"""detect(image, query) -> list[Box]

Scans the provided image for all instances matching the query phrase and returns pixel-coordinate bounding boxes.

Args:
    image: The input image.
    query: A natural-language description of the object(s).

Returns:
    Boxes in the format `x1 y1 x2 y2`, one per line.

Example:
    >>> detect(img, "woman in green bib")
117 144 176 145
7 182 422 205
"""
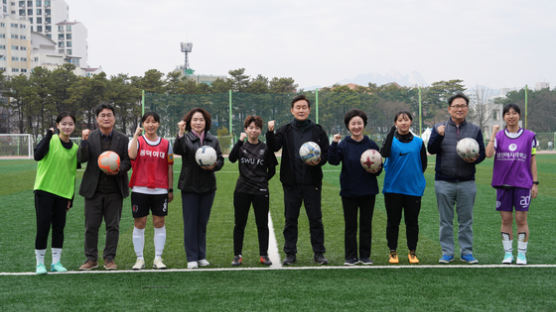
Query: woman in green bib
33 112 79 275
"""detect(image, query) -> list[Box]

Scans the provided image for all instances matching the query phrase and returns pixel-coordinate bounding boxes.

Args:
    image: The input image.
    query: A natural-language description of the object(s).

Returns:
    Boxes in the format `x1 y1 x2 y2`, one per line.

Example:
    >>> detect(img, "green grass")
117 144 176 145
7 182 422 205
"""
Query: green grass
1 155 556 311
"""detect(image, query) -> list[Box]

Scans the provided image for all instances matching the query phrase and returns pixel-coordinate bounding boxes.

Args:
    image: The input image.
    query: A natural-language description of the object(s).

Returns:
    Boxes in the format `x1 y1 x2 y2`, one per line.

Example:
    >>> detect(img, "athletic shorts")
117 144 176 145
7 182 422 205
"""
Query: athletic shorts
131 192 168 218
495 187 531 212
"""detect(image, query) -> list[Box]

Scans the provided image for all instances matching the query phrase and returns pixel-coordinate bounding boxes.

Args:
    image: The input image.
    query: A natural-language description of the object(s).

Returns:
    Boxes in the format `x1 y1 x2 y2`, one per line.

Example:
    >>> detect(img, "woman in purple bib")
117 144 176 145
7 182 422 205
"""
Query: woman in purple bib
486 103 538 265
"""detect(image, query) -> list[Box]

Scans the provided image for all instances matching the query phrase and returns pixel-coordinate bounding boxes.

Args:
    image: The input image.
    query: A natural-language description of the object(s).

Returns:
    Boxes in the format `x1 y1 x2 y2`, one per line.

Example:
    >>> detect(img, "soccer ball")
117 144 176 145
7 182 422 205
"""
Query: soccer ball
360 149 382 172
456 137 480 160
299 141 321 163
98 151 120 174
195 145 217 167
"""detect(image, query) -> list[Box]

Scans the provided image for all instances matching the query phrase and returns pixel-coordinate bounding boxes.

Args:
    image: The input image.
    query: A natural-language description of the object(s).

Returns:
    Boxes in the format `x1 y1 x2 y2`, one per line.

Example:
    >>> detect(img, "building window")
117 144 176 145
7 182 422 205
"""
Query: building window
0 45 5 49
0 34 4 38
46 34 50 39
36 17 41 23
18 0 23 6
0 22 4 27
11 34 18 39
45 17 50 23
12 56 19 61
66 33 71 39
58 41 63 47
20 24 25 28
492 110 499 121
45 25 50 31
36 8 41 14
33 57 38 62
21 57 27 61
67 49 72 55
37 25 42 31
12 68 19 72
45 8 50 15
44 0 49 5
21 68 27 72
0 55 5 60
19 9 25 15
35 0 41 6
66 41 72 47
27 8 31 14
66 24 71 31
29 18 32 24
11 23 18 28
27 0 31 5
21 46 26 50
20 35 26 39
11 45 19 50
58 33 63 39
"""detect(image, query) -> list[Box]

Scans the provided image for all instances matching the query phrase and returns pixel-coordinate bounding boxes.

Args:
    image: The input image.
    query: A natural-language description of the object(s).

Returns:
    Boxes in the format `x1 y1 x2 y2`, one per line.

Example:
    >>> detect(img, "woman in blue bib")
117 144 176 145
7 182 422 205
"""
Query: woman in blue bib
380 111 427 264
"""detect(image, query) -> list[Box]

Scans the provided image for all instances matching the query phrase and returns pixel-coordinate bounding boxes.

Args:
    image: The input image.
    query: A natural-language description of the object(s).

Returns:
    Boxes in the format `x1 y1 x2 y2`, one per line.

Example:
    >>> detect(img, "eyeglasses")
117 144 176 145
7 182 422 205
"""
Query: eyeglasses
450 105 468 109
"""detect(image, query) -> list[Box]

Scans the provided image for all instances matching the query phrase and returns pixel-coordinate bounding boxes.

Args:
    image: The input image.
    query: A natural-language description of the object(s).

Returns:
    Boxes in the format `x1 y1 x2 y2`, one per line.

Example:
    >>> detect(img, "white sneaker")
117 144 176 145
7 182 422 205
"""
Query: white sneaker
502 252 513 264
187 261 198 269
198 259 210 267
153 257 167 269
516 252 527 265
132 258 145 270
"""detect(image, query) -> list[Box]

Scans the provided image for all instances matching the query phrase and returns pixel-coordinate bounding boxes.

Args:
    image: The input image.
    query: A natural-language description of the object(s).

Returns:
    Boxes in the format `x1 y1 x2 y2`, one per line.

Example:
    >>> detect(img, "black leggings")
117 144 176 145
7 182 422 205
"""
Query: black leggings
233 192 269 256
341 195 375 260
384 193 421 251
35 190 68 250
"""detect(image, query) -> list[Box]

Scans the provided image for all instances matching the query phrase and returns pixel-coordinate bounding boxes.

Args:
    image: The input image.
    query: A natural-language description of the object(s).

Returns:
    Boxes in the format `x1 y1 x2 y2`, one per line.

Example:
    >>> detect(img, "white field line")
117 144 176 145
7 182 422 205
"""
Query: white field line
3 264 556 276
267 211 282 268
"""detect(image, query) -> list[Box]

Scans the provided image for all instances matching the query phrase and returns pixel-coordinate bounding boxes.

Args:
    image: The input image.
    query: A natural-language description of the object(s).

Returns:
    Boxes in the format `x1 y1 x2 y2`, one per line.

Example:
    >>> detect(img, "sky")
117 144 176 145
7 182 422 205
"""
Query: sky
66 0 556 90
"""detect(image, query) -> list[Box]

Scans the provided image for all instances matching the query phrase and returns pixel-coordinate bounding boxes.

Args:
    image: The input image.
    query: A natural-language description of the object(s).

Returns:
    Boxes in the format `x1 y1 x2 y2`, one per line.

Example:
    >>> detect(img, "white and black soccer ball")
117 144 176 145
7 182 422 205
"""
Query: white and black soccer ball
360 149 382 172
195 145 217 167
456 137 480 160
299 141 321 163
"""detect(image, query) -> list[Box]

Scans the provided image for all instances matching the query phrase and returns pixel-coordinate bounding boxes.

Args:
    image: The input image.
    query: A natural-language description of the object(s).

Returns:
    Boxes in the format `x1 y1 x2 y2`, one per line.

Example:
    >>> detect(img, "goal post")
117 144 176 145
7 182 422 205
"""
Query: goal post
0 134 33 158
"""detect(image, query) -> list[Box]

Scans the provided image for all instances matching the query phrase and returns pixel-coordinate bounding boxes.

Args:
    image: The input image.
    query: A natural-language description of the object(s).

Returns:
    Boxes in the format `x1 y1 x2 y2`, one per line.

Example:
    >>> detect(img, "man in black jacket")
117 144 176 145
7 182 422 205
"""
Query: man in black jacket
266 95 329 265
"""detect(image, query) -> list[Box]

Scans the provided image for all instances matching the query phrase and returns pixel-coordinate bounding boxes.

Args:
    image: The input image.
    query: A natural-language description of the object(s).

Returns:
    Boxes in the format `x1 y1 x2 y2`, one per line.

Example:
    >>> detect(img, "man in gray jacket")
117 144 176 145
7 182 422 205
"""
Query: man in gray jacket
427 93 485 264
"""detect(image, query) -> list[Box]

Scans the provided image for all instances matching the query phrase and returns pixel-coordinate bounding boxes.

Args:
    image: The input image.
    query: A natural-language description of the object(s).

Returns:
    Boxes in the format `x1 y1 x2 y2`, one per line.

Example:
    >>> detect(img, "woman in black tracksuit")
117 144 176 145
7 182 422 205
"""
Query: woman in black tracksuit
228 115 278 266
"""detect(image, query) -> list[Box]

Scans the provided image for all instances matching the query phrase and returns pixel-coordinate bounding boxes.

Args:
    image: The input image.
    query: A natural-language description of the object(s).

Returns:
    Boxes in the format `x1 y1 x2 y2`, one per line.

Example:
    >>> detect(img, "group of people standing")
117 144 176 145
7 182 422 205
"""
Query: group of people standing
32 92 538 274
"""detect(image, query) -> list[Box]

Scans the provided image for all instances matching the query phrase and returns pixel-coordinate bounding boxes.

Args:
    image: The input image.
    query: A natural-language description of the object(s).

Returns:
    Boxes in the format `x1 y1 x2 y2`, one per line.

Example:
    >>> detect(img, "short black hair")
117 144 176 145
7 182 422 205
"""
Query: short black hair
394 111 413 122
344 109 367 129
448 93 469 106
503 103 521 116
141 111 160 123
56 111 76 124
95 104 115 117
183 107 212 132
291 94 311 108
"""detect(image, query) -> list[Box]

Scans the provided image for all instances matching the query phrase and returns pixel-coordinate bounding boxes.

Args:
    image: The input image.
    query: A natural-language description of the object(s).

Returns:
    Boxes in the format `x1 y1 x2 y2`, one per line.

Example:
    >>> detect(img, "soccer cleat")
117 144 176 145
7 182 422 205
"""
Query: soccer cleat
314 253 328 265
408 252 420 264
198 259 210 267
283 254 296 265
153 257 167 270
516 252 527 265
36 263 47 275
187 261 198 269
502 252 514 264
50 262 67 272
132 258 145 270
344 258 359 266
79 260 99 271
232 255 243 266
438 254 454 264
388 251 399 264
461 254 479 264
260 256 272 266
359 257 373 265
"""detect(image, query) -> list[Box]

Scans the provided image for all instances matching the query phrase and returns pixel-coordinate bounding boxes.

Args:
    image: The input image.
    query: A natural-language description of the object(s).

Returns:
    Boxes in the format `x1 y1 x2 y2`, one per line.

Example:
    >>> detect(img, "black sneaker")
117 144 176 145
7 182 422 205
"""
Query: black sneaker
359 257 373 265
231 255 242 266
283 254 296 265
260 256 272 266
344 258 359 266
314 253 328 265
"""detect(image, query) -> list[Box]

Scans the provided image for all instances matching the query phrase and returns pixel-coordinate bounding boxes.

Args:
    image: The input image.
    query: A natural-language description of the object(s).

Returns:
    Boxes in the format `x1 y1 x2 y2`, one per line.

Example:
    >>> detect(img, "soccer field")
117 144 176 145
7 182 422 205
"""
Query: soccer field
1 155 556 310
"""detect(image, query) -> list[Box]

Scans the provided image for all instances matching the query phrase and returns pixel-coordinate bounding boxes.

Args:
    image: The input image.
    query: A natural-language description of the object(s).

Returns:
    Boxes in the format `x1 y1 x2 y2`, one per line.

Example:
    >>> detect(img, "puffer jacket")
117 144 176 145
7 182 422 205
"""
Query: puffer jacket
174 131 224 193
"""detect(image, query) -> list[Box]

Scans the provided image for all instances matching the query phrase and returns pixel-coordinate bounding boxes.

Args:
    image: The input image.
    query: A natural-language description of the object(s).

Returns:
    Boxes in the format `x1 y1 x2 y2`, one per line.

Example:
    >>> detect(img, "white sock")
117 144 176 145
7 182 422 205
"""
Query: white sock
133 227 145 259
518 232 528 254
35 249 46 266
154 226 166 258
51 248 62 264
501 232 513 253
